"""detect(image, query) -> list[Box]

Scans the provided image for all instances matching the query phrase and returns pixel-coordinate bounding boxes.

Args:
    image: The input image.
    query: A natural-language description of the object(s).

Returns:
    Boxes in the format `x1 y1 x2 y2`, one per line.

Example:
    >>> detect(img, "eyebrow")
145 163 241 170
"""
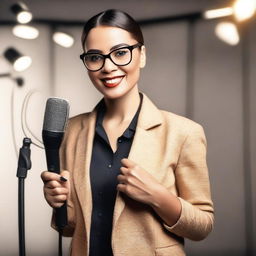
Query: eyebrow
86 43 130 54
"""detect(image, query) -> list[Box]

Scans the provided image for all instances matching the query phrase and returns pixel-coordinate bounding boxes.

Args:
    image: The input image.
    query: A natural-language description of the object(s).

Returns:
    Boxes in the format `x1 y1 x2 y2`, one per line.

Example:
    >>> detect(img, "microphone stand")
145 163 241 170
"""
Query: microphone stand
16 138 32 256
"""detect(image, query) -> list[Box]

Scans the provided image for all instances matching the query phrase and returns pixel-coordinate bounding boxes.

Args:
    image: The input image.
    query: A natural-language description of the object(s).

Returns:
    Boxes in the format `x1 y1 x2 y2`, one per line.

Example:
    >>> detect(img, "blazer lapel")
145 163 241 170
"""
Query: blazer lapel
112 93 163 229
73 110 96 248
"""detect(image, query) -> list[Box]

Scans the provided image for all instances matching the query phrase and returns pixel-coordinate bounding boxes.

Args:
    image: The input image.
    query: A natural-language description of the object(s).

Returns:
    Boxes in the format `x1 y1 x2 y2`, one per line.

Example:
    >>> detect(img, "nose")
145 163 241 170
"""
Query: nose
101 57 117 73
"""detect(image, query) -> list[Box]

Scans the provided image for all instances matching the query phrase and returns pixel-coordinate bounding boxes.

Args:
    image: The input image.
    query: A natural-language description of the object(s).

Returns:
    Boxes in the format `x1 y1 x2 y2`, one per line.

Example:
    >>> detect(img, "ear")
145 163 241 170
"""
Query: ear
139 45 146 68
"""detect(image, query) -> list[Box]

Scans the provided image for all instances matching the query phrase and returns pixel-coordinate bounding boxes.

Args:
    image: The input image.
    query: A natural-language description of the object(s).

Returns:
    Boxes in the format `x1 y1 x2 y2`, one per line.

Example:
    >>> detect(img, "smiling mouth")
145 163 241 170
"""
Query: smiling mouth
101 76 125 88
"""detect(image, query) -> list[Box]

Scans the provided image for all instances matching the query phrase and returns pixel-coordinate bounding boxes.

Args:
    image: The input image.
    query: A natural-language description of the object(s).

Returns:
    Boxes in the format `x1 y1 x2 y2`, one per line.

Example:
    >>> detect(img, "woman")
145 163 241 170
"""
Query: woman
41 9 214 256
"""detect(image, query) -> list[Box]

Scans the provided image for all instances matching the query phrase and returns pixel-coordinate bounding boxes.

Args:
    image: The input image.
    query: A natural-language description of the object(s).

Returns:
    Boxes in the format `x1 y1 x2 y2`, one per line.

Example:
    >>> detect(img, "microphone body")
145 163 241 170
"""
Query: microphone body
42 98 69 229
42 131 63 173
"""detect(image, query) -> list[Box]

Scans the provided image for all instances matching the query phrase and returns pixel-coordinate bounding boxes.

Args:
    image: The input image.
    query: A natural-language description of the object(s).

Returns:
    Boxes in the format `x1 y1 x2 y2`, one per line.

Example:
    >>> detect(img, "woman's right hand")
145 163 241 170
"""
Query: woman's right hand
41 170 70 208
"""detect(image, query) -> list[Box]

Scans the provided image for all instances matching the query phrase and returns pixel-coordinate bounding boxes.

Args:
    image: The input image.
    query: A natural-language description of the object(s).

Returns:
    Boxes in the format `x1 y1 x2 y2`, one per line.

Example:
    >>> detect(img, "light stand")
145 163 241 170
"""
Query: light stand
16 138 32 256
0 72 24 86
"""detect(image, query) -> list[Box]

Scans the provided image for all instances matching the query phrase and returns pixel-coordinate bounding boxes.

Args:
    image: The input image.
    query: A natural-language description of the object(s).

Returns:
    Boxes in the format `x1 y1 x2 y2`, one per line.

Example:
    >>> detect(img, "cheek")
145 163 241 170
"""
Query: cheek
125 62 141 83
88 71 100 86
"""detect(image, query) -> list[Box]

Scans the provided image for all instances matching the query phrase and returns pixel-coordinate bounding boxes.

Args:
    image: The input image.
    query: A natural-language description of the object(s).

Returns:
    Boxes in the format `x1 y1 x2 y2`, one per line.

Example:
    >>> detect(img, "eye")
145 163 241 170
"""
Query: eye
114 49 129 57
85 54 103 62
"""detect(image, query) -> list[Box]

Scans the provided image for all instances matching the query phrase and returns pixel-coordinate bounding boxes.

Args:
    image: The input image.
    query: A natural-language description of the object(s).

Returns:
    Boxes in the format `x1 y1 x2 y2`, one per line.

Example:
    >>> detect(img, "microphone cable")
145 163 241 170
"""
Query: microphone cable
21 89 44 149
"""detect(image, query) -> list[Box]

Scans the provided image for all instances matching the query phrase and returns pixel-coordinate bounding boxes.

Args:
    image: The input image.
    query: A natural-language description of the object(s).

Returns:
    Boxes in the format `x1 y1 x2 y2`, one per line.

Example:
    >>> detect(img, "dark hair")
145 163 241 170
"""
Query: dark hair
81 9 144 49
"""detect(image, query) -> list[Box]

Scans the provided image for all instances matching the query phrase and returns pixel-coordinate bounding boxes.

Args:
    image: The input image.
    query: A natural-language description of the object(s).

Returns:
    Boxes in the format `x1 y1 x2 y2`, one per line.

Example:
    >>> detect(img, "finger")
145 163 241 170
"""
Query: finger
49 195 66 208
52 194 67 203
46 186 69 196
45 180 62 189
117 183 126 192
121 158 136 168
60 170 70 181
45 192 67 205
60 170 70 191
41 171 63 183
120 166 129 174
117 174 126 184
52 202 65 208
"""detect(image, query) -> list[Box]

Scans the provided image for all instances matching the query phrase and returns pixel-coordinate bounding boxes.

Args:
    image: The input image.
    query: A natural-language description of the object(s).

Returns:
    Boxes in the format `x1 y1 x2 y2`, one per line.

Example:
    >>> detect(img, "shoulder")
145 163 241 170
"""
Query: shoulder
159 110 207 148
139 93 204 137
63 112 92 140
161 110 203 131
68 112 91 128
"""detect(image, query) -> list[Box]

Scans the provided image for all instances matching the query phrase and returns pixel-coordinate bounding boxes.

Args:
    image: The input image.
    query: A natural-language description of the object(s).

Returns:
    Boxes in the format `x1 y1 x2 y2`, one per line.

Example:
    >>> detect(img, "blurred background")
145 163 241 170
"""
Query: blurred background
0 0 255 255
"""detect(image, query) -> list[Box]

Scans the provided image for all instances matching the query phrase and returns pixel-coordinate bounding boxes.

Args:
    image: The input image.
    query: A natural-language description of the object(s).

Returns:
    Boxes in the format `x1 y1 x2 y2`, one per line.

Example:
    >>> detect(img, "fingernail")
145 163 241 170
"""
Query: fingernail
60 176 67 182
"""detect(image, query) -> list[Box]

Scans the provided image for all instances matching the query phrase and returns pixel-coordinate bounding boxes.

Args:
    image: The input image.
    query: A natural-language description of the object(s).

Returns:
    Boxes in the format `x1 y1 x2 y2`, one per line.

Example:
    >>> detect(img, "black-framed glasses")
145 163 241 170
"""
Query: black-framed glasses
79 43 142 72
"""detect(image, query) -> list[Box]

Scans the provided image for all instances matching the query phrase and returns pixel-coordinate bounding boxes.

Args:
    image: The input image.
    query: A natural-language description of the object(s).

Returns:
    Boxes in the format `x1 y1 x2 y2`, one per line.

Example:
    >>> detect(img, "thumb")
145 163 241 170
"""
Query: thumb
60 170 70 180
60 170 70 191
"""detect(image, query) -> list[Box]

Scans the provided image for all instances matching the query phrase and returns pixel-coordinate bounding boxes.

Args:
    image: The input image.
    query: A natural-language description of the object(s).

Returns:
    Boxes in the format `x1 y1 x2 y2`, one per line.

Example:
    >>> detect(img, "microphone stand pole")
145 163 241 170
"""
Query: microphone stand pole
16 138 32 256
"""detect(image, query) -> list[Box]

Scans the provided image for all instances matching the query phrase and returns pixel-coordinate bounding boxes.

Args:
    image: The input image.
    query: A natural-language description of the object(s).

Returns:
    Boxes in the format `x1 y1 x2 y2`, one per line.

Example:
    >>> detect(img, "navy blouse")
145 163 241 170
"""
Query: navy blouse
89 94 143 256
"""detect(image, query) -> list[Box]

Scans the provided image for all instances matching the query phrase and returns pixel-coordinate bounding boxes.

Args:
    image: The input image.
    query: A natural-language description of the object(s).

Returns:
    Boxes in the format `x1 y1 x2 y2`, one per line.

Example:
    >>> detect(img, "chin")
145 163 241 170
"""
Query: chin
101 90 128 100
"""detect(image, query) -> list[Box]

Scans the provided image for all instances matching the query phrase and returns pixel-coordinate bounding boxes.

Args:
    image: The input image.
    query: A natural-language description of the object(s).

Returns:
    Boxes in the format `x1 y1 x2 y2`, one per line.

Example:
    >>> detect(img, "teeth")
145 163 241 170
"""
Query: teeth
104 77 122 84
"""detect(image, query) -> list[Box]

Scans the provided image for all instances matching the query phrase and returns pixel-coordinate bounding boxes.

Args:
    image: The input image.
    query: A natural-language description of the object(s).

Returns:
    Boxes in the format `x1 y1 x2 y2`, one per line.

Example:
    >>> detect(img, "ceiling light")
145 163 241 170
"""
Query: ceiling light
4 47 32 72
12 25 39 39
215 22 240 45
233 0 256 21
203 7 233 19
53 32 74 48
10 2 33 24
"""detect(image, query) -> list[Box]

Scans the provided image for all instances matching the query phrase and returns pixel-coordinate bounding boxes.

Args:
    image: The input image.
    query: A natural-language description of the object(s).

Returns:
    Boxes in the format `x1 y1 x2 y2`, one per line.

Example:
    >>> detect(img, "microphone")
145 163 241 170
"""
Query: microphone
42 97 69 229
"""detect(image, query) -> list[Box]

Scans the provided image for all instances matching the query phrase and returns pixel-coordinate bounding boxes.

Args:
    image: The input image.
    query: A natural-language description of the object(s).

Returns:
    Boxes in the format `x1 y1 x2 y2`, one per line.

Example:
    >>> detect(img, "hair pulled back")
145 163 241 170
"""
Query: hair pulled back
81 9 144 50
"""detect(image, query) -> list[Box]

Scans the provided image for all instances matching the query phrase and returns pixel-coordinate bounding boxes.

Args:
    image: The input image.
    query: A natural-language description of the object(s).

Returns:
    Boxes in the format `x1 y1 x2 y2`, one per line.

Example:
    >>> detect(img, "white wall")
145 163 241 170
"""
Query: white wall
53 26 102 117
0 25 64 255
0 18 255 256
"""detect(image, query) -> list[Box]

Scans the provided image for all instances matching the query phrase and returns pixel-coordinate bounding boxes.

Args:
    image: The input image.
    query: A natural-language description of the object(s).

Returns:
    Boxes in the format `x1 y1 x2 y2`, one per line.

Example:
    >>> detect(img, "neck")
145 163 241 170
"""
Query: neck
103 85 140 123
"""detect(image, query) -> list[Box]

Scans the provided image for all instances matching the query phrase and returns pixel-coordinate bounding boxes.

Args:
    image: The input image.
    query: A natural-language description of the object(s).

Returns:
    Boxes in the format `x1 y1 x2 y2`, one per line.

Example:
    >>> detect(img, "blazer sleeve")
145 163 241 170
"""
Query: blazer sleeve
163 123 214 241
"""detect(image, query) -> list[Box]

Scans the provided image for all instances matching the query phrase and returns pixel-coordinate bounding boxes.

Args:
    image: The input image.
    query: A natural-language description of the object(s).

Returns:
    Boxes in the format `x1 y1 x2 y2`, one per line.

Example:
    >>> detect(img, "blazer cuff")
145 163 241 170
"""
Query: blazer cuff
162 197 214 241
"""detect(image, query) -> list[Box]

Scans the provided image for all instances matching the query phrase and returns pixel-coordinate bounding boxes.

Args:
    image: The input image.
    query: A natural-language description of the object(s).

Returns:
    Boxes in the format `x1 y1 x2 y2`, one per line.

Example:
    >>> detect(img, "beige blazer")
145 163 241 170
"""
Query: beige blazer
56 93 214 256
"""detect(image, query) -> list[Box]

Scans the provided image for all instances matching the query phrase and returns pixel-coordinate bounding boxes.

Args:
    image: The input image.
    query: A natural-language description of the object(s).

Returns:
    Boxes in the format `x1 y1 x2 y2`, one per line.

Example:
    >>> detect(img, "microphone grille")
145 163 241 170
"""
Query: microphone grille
43 98 69 132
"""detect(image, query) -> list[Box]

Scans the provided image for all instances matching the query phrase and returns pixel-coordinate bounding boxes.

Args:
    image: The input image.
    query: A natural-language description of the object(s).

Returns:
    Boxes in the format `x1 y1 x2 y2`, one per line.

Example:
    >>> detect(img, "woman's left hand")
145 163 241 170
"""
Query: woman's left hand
117 158 164 206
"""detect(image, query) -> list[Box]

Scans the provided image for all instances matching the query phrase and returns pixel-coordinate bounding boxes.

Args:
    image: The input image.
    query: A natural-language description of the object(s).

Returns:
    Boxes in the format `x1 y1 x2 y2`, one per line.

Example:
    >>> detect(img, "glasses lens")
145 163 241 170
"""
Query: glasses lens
83 54 104 71
110 48 131 66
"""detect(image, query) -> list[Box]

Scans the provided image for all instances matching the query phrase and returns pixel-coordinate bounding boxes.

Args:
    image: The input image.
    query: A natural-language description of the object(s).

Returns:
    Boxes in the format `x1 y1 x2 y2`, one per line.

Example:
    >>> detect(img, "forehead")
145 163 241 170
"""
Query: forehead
85 26 136 51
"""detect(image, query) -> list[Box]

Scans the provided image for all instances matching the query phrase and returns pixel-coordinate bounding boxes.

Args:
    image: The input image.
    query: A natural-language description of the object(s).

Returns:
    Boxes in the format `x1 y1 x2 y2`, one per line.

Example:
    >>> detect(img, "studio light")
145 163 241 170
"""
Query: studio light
10 2 33 24
215 22 240 46
12 25 39 39
203 7 233 19
233 0 256 21
4 48 32 72
52 32 74 48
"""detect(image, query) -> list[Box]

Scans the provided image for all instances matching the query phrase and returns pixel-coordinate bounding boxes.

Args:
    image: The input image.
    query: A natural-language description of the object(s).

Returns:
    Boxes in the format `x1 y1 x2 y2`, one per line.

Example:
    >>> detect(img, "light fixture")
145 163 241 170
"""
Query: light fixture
12 25 39 39
233 0 256 21
4 47 32 72
203 7 233 19
10 2 33 24
52 32 74 48
215 22 240 45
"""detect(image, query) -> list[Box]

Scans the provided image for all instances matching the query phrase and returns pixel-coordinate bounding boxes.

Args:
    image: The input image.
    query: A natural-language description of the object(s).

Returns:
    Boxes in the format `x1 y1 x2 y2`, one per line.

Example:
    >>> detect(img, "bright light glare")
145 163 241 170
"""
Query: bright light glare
203 7 233 19
215 22 240 46
53 32 74 48
12 25 39 39
234 0 256 21
14 56 32 71
17 11 32 24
